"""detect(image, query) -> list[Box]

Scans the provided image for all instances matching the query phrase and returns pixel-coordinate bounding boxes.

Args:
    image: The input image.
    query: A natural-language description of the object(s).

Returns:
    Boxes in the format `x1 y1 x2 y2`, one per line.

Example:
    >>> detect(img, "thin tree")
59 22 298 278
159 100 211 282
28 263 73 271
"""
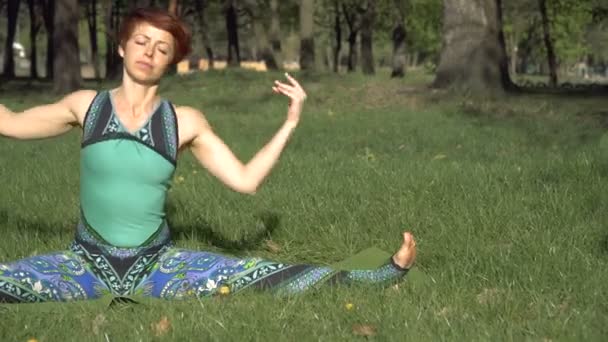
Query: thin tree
104 0 121 80
299 0 315 71
390 0 407 78
332 0 342 73
85 0 100 79
224 0 241 67
27 0 41 79
342 2 360 72
41 0 55 79
3 0 21 78
432 0 515 94
538 0 558 87
243 0 279 70
269 0 282 68
359 0 375 75
53 0 82 93
194 0 215 69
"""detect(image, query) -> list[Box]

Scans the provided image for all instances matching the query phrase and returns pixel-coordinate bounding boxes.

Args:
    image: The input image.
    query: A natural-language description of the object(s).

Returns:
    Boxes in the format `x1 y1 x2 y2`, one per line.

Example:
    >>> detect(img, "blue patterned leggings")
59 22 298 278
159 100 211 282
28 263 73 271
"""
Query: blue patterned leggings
0 223 407 303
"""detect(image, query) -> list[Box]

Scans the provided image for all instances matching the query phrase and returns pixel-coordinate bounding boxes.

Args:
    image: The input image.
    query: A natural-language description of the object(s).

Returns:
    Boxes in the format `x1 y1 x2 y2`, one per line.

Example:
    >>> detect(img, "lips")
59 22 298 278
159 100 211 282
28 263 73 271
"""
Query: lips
135 61 153 70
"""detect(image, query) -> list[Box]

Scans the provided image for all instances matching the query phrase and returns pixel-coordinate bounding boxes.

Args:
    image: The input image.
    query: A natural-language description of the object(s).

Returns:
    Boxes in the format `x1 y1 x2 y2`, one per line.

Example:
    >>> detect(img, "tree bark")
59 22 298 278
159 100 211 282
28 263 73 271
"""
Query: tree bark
3 0 21 78
42 0 55 79
224 0 241 67
53 0 82 93
538 0 557 87
342 3 359 72
299 0 315 71
360 0 375 75
432 0 515 95
86 0 100 79
194 0 214 69
27 0 40 79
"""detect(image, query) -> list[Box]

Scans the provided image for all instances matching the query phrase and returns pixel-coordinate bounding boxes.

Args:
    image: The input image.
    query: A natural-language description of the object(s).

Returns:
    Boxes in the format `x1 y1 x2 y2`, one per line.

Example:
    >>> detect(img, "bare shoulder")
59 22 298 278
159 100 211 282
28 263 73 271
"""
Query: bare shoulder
174 105 212 147
61 89 99 123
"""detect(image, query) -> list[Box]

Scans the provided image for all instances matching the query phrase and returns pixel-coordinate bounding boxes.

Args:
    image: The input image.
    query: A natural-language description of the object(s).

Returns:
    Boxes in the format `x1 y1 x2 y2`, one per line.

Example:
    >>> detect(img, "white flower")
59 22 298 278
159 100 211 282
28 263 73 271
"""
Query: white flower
205 279 217 290
33 281 43 293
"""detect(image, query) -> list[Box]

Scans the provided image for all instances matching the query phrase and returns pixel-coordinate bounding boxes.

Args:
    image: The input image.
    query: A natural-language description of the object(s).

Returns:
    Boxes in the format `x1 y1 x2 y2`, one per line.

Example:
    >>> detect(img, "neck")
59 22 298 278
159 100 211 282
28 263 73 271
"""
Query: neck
114 72 161 117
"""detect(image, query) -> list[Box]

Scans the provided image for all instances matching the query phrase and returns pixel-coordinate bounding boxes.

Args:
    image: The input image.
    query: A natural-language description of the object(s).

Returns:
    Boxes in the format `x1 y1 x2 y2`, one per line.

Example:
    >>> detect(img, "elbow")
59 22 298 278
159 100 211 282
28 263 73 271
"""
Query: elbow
237 185 258 195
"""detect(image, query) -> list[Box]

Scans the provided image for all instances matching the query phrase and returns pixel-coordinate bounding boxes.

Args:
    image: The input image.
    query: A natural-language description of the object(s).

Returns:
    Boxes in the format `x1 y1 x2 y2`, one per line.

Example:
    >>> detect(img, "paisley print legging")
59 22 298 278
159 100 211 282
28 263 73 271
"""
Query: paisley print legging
0 223 408 303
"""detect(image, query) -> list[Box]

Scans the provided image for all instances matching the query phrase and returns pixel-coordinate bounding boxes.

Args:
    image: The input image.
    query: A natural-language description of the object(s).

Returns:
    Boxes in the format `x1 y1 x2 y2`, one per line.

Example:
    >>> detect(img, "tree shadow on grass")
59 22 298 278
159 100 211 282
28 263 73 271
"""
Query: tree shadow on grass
0 207 282 256
168 210 281 255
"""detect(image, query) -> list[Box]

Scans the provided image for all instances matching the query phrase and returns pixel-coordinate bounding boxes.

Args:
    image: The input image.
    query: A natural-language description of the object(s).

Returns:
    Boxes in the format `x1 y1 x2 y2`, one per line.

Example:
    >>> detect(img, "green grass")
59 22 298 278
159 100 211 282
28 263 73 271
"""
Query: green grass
1 69 607 341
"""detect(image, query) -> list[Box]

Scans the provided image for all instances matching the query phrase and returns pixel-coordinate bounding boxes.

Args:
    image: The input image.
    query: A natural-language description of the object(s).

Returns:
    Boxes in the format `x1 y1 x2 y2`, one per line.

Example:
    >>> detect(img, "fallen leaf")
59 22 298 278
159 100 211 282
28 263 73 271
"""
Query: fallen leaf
352 324 376 337
432 153 447 160
477 288 501 305
265 240 282 253
92 313 107 336
151 316 171 337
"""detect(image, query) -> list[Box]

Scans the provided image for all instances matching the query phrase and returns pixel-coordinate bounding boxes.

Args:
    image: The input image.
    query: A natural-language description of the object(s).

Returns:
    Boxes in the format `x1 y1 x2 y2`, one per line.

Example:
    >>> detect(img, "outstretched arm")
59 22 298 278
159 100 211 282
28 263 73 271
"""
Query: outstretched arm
181 73 307 194
0 90 95 140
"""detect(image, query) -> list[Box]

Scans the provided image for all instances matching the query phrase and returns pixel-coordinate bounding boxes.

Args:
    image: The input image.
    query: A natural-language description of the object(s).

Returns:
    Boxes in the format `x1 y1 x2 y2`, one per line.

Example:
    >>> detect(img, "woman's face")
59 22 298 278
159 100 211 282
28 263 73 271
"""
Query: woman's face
119 22 176 84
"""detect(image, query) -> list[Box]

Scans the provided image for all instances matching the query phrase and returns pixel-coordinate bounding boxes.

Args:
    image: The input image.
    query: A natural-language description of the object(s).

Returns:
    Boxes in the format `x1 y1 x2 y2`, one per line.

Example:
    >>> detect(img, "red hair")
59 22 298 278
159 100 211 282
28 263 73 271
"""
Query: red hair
118 7 191 64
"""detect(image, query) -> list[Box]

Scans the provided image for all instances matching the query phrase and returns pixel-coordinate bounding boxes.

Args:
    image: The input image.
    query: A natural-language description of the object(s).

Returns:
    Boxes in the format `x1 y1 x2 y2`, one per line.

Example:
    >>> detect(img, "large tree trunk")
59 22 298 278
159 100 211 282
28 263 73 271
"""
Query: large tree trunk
104 0 121 80
243 0 279 70
42 0 55 79
360 0 375 75
86 0 100 79
538 0 557 87
433 0 514 94
342 3 359 72
299 0 315 71
332 0 341 73
27 0 40 79
269 0 282 69
194 0 214 69
224 0 241 67
53 0 82 93
3 0 21 78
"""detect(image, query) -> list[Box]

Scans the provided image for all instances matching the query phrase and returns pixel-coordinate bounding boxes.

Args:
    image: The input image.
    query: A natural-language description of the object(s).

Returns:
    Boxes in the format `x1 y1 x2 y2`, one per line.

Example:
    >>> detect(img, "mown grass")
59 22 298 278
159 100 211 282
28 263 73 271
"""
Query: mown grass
0 68 607 341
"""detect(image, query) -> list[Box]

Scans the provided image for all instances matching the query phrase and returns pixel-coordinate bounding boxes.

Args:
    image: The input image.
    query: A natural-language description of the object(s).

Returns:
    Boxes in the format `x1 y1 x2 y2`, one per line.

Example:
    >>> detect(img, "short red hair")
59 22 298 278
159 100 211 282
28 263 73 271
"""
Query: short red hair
118 7 192 64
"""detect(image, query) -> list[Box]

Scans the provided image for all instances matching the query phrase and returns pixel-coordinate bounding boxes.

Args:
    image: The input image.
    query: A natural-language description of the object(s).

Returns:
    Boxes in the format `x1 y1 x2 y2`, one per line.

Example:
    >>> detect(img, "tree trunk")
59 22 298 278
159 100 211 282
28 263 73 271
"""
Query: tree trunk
3 0 21 78
432 0 515 95
42 0 55 79
104 0 121 80
299 0 315 71
168 0 178 16
538 0 557 87
27 0 40 79
360 0 375 75
332 0 341 73
243 0 278 70
347 31 357 72
225 0 240 67
269 0 282 68
53 0 82 93
86 0 100 79
194 0 214 69
391 22 407 78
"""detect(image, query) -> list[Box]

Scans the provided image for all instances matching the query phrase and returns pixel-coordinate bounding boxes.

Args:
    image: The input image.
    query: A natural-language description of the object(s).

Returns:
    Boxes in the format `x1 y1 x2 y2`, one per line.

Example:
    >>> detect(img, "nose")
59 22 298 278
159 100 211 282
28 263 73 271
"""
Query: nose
144 44 154 57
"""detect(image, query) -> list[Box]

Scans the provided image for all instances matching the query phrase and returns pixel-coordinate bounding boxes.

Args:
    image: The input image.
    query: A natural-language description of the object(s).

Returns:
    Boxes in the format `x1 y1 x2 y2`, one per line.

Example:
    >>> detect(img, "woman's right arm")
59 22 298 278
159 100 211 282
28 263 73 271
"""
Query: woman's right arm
0 90 96 140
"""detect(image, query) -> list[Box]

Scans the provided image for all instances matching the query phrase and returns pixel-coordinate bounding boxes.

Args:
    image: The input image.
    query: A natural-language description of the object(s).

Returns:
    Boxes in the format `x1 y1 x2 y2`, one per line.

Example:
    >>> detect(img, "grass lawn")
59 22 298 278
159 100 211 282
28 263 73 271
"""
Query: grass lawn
0 69 607 341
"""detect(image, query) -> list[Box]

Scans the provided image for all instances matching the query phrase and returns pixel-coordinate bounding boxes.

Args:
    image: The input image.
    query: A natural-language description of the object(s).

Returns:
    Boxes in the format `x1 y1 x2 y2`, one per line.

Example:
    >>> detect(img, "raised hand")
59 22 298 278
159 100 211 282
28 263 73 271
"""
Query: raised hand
272 73 307 125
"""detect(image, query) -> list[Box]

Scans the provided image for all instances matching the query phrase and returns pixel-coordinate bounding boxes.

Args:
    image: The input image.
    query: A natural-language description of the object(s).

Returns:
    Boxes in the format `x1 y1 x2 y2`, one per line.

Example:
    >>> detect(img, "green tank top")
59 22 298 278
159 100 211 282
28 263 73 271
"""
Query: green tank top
79 90 179 247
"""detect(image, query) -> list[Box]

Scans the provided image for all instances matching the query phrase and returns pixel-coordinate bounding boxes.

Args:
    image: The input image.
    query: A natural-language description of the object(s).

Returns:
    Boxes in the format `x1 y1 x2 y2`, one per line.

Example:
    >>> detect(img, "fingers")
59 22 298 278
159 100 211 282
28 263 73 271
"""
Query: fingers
284 73 304 91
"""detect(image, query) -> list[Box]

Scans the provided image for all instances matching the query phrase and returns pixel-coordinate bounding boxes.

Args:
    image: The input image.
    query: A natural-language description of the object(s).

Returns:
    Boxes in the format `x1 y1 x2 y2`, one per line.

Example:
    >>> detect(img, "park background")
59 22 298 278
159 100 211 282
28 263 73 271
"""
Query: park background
1 0 608 341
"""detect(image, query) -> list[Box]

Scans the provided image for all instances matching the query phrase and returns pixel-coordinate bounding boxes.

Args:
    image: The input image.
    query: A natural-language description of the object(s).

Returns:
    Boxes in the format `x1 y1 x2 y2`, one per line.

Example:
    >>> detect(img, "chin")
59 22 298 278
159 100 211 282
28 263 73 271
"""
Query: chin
125 68 163 85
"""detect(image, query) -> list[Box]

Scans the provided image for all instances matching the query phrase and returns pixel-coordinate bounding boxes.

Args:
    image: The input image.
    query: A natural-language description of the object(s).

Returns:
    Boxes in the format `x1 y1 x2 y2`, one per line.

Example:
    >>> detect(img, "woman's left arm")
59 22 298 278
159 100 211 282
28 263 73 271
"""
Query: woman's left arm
182 74 307 194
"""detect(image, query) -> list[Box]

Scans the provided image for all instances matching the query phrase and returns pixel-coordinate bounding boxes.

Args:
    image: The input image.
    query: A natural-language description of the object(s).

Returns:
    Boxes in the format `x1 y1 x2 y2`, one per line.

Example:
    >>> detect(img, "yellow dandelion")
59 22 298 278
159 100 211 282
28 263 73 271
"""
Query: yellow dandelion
27 339 39 342
345 303 355 311
218 285 231 295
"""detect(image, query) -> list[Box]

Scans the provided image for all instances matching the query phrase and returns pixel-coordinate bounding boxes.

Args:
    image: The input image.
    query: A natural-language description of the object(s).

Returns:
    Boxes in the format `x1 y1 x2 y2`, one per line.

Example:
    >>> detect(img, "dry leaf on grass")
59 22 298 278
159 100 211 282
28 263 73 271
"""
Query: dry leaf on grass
352 324 377 337
92 313 107 336
151 316 171 337
265 240 282 253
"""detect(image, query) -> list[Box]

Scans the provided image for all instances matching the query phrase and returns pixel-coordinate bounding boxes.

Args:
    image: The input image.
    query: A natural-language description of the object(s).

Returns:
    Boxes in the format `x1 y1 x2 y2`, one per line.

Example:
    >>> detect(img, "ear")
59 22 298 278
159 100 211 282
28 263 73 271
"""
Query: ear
118 44 125 58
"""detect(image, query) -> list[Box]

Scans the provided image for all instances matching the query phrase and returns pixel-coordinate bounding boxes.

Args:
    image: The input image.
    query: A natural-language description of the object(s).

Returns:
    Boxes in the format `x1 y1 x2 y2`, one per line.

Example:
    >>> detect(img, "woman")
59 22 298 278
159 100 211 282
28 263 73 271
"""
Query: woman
0 8 416 303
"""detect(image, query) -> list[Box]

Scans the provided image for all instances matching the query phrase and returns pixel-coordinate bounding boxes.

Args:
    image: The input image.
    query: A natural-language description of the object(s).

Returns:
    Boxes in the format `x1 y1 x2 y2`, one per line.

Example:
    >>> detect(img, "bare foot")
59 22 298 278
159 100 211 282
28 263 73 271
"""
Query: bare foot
392 232 416 269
